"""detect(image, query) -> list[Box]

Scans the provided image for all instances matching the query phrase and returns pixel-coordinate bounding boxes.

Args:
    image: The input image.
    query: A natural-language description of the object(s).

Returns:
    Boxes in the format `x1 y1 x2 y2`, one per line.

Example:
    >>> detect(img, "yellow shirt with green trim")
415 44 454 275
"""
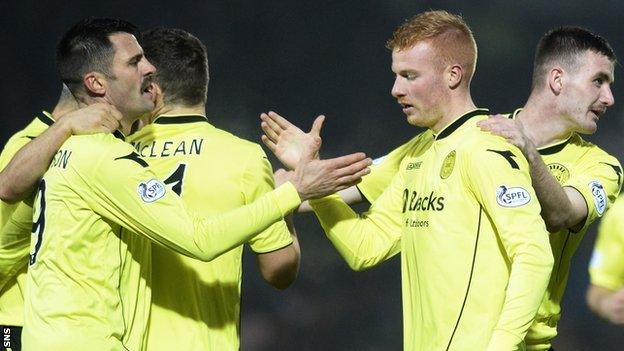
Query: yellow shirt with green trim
589 195 624 290
504 110 623 351
0 112 53 327
310 109 553 351
126 114 293 351
22 130 300 351
357 130 433 203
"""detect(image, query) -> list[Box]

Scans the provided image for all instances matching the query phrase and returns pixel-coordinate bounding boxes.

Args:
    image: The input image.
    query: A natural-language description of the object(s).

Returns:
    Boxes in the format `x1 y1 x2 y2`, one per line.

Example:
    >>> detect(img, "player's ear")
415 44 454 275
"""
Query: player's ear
151 82 164 108
446 64 463 90
548 67 564 95
83 71 107 96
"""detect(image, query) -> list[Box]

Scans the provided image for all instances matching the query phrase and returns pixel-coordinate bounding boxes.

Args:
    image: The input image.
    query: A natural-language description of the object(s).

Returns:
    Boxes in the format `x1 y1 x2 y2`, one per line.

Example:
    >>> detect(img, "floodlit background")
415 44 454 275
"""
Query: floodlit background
2 1 623 349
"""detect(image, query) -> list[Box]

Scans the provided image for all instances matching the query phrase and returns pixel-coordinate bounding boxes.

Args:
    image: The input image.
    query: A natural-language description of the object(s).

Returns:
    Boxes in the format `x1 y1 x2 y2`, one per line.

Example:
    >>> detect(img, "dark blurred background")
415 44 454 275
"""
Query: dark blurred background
2 0 623 350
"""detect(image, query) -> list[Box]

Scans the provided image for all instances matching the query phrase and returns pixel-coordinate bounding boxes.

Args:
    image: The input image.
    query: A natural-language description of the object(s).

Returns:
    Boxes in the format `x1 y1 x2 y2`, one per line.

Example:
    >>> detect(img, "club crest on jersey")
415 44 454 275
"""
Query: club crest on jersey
589 180 607 215
440 151 456 179
138 179 166 203
496 185 531 207
547 163 570 184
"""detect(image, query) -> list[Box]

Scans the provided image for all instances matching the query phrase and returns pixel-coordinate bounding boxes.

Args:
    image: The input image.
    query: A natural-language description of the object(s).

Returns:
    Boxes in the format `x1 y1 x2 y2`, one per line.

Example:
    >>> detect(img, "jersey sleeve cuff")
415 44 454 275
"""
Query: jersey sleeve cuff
272 182 301 216
486 329 523 351
590 271 624 291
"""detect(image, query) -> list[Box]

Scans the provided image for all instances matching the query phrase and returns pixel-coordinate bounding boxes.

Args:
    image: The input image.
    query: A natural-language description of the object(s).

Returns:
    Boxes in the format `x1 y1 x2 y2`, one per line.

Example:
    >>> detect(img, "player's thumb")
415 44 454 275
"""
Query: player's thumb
310 115 325 137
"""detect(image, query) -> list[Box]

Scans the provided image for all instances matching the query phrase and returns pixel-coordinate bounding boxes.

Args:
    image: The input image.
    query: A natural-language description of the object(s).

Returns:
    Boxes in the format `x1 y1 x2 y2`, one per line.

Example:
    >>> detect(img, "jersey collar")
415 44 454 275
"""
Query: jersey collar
508 108 572 155
435 108 489 140
153 114 208 125
38 111 56 126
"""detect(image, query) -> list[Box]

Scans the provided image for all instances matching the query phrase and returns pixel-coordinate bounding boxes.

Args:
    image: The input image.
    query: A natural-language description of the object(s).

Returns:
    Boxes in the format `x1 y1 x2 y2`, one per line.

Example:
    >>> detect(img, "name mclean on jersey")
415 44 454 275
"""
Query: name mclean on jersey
131 138 204 158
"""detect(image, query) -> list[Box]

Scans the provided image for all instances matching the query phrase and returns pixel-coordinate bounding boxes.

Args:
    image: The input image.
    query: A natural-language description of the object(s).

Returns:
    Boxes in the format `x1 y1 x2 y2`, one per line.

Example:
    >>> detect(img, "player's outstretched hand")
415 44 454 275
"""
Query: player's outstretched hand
260 111 324 170
477 114 534 154
288 136 371 201
59 103 123 135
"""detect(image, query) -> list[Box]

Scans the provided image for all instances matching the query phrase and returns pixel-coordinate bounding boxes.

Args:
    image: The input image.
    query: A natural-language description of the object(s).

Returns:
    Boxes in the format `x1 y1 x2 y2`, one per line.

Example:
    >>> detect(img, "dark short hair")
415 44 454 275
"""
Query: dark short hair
57 18 138 93
139 28 208 106
533 26 616 87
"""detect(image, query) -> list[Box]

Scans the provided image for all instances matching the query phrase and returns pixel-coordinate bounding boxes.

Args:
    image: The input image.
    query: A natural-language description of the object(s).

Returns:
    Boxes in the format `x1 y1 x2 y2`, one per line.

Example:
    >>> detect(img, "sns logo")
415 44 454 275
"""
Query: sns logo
589 180 607 215
138 179 166 203
496 185 531 207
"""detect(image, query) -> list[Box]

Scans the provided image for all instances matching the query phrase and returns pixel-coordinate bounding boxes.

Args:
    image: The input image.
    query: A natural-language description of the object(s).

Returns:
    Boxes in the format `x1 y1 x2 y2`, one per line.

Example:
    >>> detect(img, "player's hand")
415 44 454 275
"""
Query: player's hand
273 168 294 187
477 114 534 155
290 136 371 201
260 111 324 170
58 103 122 135
602 288 624 325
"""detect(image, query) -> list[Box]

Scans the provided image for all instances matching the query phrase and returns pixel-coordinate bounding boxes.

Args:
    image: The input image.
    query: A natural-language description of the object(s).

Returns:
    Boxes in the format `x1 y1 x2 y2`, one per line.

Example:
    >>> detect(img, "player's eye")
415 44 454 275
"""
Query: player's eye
593 78 604 86
404 72 417 81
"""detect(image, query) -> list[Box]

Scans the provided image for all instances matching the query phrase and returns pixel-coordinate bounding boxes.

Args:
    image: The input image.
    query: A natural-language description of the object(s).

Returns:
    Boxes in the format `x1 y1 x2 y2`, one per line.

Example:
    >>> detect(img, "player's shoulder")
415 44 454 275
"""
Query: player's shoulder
210 126 266 156
569 133 620 165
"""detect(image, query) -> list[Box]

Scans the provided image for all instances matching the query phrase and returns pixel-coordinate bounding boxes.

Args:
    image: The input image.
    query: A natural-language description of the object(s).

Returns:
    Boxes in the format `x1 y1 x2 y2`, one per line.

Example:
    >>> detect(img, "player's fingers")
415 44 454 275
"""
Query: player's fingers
260 121 281 142
333 158 372 178
310 115 325 137
325 152 369 169
267 111 295 130
261 114 285 136
261 135 277 152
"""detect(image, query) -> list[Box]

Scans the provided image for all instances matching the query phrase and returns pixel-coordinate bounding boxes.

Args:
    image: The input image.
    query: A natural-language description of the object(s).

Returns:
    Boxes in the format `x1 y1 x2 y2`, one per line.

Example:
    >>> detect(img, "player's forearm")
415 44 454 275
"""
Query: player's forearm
586 284 624 325
0 120 72 202
189 182 301 261
309 195 399 271
489 240 554 349
525 148 578 232
298 186 365 213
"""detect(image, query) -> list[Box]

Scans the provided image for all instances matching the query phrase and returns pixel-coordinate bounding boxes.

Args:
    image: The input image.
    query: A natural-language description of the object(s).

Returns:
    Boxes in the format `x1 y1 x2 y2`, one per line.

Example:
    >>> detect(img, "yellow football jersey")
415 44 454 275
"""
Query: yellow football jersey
504 110 623 351
310 109 553 351
357 130 432 202
589 195 624 290
126 114 293 351
0 112 52 327
22 131 300 351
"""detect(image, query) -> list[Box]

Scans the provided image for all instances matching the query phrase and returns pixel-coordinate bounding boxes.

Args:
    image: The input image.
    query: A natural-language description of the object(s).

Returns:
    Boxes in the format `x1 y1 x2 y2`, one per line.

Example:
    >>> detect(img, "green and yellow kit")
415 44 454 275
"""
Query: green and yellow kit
22 129 299 351
127 114 293 351
311 109 553 351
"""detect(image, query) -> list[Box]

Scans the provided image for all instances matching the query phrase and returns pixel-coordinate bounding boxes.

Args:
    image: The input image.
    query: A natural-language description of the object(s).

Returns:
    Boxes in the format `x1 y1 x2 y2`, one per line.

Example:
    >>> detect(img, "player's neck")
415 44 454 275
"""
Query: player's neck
148 103 206 123
431 96 477 134
518 95 573 148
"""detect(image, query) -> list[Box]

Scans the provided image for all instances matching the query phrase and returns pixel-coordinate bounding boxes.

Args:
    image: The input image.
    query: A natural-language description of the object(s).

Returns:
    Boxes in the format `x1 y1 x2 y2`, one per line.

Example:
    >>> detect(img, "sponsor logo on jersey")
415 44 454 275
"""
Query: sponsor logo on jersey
372 155 387 166
402 189 445 212
496 185 531 207
547 163 570 183
406 161 422 170
589 180 607 215
440 150 456 179
138 179 166 203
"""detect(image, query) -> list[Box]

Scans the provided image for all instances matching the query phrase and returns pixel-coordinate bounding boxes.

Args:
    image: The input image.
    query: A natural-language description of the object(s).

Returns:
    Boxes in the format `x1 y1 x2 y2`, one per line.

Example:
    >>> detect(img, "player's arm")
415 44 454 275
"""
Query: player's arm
587 200 624 325
587 285 624 325
256 213 300 290
467 144 553 351
0 104 121 203
0 202 33 290
88 140 371 261
478 116 586 232
245 150 300 290
307 170 404 271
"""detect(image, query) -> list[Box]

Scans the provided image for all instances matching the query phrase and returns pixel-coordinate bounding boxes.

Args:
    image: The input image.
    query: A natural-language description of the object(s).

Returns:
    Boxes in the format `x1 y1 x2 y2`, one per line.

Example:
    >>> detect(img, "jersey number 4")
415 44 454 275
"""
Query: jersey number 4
164 164 187 196
30 180 47 265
